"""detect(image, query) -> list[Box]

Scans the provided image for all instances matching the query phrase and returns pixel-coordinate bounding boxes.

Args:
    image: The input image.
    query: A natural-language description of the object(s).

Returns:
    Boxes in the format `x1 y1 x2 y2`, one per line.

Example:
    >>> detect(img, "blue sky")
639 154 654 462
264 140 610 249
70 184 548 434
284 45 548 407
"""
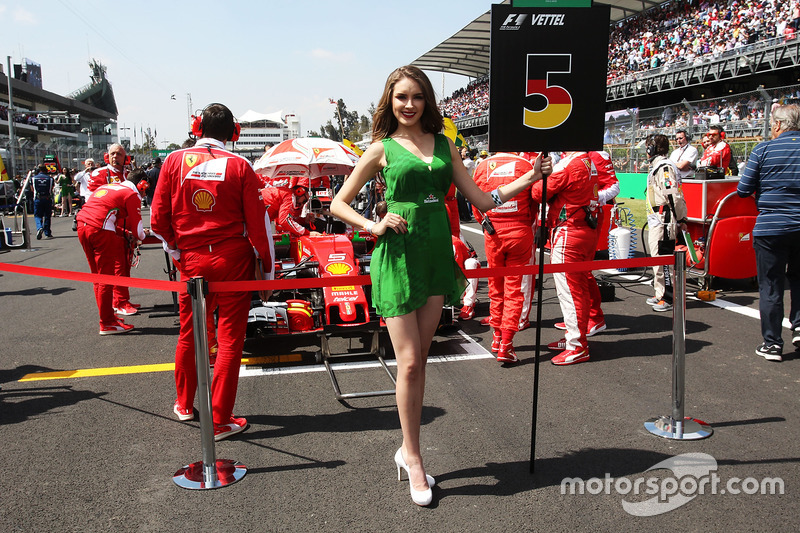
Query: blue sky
1 1 495 147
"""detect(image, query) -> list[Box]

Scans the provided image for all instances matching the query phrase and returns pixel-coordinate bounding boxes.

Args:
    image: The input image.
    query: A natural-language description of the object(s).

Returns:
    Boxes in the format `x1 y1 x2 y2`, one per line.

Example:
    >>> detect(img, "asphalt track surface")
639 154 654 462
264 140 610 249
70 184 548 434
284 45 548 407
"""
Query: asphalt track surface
1 212 798 533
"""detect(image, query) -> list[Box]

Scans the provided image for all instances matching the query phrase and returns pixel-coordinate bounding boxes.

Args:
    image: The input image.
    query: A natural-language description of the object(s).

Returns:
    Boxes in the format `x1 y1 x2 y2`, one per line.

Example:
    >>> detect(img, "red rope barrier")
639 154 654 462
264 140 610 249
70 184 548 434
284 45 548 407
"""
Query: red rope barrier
0 255 672 293
0 262 185 293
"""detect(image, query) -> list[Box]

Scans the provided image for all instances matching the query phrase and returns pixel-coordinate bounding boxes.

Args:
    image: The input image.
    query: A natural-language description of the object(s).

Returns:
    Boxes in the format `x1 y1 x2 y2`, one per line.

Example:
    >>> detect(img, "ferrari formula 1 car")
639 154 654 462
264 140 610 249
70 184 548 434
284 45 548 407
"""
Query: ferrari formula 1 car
247 228 378 339
246 188 458 400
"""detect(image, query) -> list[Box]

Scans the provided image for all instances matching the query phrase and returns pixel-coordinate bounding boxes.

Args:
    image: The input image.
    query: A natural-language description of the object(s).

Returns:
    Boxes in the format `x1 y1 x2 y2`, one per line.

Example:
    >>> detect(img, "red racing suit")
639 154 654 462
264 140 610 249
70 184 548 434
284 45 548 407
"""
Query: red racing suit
77 181 145 328
701 140 732 171
532 152 599 351
445 183 461 239
472 153 538 333
261 186 312 237
589 151 619 207
86 164 126 194
586 151 620 326
453 235 479 307
515 152 541 328
150 138 274 425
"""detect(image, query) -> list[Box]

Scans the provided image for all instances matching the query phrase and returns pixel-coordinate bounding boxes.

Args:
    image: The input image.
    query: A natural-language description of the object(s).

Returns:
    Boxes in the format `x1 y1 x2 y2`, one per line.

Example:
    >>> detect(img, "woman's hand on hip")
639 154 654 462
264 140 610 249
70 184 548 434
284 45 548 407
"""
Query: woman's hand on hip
375 212 408 235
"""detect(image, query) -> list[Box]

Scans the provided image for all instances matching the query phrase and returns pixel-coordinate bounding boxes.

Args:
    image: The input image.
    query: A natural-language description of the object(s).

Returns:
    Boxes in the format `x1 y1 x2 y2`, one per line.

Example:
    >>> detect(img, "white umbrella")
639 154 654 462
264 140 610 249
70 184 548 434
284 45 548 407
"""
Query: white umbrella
254 137 360 181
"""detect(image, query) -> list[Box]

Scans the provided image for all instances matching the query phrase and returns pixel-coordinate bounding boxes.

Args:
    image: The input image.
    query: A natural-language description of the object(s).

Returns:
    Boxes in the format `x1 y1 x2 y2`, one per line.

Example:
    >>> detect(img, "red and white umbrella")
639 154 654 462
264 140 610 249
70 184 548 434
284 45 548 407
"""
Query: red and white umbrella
254 137 360 182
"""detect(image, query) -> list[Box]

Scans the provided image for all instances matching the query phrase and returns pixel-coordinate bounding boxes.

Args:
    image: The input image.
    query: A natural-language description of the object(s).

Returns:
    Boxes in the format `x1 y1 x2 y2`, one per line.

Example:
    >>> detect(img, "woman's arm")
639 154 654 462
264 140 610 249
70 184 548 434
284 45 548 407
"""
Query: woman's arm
448 140 551 212
330 142 407 236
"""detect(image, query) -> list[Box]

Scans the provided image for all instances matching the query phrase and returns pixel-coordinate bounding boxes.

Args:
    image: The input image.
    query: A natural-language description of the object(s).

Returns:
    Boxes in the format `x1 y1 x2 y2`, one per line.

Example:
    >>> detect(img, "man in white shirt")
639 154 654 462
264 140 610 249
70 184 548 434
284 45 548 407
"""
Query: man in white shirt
71 158 96 231
458 148 477 221
669 130 699 180
461 147 475 177
73 158 96 203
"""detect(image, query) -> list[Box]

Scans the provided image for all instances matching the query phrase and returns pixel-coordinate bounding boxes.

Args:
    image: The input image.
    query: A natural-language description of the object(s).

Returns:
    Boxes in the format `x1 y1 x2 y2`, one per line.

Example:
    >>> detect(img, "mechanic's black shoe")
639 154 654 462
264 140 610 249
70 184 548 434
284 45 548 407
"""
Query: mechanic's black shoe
755 342 782 362
36 228 43 240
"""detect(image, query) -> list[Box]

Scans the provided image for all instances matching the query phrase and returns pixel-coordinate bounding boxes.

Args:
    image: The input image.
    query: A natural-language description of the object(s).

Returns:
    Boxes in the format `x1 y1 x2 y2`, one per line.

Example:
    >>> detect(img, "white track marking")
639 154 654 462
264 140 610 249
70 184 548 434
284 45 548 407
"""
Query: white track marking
239 330 494 378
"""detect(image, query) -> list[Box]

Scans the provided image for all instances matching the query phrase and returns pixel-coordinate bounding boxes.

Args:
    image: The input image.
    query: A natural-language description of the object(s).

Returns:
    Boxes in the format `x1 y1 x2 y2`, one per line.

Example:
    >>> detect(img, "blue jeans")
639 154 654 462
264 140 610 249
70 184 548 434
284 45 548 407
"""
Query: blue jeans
33 198 52 236
753 231 800 347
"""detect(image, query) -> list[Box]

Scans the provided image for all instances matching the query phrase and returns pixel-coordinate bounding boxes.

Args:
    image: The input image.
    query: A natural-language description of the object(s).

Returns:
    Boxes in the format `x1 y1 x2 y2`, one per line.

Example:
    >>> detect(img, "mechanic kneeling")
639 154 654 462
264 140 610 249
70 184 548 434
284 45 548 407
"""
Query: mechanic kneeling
262 176 321 238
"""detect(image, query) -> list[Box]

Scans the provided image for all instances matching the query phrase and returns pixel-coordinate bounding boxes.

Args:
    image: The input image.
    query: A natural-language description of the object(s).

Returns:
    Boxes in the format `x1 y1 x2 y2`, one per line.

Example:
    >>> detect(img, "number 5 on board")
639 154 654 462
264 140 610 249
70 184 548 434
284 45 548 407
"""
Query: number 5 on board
524 54 573 130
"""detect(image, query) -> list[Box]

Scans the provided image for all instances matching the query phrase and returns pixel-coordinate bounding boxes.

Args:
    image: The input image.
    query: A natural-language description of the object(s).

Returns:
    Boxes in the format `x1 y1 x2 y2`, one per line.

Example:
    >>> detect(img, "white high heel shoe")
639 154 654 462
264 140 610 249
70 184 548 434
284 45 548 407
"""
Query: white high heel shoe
394 448 434 506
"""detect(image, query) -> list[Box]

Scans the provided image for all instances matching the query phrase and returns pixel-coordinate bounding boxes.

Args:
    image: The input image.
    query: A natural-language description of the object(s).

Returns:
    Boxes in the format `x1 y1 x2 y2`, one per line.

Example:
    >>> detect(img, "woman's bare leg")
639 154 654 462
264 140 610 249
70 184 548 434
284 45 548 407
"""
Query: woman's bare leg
385 295 444 491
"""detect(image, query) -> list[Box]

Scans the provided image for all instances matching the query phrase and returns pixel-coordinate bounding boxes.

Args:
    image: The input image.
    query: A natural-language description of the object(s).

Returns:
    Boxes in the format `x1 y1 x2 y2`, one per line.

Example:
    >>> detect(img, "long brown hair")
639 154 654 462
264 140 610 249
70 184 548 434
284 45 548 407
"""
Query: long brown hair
372 65 443 141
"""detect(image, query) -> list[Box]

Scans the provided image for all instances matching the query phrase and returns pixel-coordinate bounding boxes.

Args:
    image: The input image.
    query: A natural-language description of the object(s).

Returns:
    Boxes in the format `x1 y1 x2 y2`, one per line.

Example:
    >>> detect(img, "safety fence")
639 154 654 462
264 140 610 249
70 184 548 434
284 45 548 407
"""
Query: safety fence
0 138 107 177
0 252 706 489
604 82 800 173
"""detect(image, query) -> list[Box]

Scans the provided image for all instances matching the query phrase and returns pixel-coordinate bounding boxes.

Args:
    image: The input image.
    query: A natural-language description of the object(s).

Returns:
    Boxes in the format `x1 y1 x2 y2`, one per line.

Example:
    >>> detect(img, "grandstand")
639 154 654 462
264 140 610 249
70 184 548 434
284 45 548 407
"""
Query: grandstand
418 0 800 170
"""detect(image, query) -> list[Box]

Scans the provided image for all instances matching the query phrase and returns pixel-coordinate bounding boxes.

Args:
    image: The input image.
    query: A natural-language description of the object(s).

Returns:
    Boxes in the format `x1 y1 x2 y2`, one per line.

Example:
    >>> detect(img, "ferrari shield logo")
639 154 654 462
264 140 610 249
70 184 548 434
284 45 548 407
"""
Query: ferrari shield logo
185 154 199 167
489 161 497 170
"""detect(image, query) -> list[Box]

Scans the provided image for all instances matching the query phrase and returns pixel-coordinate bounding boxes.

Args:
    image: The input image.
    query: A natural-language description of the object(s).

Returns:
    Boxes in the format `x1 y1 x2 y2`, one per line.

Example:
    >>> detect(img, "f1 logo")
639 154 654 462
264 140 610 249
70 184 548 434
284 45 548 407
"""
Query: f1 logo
524 54 573 130
501 13 528 27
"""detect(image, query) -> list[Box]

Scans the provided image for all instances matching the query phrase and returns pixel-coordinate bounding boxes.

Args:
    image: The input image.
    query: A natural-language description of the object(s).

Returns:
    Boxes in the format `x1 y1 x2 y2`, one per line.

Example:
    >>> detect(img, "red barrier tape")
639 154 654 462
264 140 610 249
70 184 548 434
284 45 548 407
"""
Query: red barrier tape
0 262 185 293
0 255 672 294
469 255 673 279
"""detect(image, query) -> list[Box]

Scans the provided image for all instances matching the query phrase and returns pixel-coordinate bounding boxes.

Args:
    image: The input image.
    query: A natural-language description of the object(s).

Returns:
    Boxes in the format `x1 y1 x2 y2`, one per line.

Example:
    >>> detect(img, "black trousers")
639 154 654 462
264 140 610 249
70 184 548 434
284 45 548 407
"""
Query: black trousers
753 231 800 347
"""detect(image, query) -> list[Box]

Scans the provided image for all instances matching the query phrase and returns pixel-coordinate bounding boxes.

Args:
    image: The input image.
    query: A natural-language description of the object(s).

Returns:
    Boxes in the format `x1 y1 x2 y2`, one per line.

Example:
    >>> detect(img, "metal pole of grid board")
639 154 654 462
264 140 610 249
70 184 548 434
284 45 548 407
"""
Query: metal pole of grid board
529 168 548 473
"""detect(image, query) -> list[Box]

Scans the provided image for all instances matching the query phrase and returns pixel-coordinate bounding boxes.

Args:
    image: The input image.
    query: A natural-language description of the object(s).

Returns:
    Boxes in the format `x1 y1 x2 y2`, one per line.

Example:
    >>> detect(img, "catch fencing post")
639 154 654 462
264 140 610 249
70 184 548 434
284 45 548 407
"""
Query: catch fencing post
173 276 247 489
645 250 713 440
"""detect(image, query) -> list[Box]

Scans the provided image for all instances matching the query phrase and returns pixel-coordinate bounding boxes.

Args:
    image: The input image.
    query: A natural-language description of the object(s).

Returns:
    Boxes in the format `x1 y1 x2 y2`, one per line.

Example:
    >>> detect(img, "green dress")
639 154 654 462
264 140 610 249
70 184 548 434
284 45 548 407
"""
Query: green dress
370 134 466 317
58 174 75 196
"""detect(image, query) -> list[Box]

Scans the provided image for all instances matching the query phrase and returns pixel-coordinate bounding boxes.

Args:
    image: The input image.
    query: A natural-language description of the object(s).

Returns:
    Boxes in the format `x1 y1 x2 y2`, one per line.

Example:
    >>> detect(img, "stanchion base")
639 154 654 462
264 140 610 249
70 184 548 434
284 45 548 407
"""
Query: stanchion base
645 416 713 440
173 459 247 490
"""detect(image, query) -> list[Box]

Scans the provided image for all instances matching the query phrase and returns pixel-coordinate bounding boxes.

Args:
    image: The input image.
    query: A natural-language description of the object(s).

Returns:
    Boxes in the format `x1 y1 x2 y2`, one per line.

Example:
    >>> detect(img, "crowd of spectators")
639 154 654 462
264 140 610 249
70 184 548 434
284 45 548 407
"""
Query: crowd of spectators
437 0 800 121
438 76 489 119
607 0 800 82
0 105 38 125
604 85 800 146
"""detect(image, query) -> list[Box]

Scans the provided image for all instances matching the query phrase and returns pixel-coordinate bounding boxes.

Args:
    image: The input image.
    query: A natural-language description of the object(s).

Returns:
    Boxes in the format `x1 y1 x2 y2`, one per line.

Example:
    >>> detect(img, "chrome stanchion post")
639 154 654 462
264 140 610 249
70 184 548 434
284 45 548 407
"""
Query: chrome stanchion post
21 202 33 250
192 276 217 484
173 277 247 489
645 250 713 440
17 171 36 252
672 250 686 437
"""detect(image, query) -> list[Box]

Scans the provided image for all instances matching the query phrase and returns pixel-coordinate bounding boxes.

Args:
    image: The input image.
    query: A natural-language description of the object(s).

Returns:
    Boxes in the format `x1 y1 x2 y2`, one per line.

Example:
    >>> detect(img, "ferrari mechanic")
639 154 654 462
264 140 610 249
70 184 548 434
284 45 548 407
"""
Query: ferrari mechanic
150 103 274 441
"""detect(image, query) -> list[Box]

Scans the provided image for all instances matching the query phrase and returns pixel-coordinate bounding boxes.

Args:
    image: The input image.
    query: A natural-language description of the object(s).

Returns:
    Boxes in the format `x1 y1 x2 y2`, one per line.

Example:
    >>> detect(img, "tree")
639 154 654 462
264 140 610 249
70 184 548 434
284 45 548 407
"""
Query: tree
139 131 157 153
167 143 181 150
322 121 340 141
128 131 157 161
317 99 372 142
